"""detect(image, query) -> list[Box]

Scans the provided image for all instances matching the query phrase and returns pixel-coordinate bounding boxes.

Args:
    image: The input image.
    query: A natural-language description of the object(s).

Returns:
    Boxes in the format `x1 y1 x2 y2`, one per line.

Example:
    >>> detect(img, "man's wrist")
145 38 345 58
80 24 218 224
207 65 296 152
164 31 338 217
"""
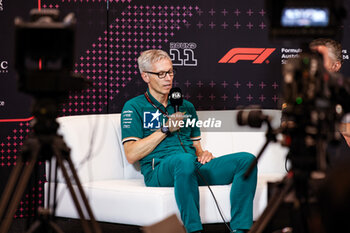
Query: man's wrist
160 125 171 136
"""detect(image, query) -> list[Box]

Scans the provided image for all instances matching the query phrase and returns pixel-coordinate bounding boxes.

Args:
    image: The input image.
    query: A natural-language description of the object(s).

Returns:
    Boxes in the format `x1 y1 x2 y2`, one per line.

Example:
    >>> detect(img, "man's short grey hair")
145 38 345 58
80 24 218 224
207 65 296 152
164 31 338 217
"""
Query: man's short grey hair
310 38 343 64
137 50 172 73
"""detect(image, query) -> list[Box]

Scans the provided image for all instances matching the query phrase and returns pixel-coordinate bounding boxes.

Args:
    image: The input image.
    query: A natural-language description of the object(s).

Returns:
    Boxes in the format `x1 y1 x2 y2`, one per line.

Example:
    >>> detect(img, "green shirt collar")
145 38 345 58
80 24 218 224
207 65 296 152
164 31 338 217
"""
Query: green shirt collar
146 88 171 108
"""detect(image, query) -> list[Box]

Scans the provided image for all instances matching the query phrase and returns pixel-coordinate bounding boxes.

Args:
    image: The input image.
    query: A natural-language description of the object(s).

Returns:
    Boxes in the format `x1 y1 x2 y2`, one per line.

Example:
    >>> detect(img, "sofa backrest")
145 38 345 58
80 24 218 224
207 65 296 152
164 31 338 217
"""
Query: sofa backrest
198 110 288 174
52 110 287 183
53 114 142 183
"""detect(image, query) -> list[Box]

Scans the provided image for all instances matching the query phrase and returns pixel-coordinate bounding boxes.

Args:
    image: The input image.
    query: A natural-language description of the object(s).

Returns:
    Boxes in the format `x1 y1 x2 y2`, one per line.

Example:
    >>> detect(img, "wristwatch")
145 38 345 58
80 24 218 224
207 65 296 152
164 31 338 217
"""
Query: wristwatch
160 126 171 136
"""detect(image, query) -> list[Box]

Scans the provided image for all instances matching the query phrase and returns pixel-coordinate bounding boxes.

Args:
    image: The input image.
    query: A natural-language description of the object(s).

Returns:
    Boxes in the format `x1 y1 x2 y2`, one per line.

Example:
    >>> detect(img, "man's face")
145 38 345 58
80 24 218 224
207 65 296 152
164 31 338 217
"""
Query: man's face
143 58 173 96
311 45 341 73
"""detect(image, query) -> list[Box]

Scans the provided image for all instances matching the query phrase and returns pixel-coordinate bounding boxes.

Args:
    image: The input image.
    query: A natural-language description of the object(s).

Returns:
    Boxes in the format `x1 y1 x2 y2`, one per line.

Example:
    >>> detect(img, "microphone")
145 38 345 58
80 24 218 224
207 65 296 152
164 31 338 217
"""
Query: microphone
169 87 183 112
237 110 269 128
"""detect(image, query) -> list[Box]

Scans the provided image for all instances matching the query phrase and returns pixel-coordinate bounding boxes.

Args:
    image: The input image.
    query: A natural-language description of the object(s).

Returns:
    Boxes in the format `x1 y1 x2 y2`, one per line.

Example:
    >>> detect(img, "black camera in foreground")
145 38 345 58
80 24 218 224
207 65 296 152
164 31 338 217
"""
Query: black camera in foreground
282 52 350 170
14 9 90 134
14 9 89 98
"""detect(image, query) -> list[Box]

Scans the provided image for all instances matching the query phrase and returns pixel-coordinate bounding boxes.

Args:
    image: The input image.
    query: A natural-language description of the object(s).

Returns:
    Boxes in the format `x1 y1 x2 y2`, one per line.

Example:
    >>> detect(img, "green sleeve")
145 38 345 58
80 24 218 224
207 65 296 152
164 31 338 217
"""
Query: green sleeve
121 101 143 143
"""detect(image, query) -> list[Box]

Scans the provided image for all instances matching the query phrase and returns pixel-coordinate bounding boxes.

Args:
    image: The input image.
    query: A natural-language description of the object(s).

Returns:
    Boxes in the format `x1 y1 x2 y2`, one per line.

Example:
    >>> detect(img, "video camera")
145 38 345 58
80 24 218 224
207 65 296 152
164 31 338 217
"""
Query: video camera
14 9 89 134
238 0 349 173
14 9 89 98
237 2 349 232
0 10 101 233
282 52 350 171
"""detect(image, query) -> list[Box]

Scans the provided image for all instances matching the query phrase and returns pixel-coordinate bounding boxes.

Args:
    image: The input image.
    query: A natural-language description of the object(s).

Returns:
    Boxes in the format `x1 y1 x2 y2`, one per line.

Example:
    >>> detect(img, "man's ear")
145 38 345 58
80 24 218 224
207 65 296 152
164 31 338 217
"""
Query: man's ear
332 61 342 72
141 72 150 83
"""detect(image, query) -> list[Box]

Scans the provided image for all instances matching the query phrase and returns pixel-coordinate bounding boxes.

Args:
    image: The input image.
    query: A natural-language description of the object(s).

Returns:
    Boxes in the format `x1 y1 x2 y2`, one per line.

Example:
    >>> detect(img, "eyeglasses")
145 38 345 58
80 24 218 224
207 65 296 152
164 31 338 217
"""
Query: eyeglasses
144 69 176 79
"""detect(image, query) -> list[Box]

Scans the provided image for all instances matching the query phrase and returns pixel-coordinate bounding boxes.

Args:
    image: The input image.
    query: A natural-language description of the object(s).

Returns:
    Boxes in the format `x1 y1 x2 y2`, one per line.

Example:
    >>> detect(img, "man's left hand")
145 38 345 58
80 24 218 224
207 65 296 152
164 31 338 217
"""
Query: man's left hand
197 150 214 164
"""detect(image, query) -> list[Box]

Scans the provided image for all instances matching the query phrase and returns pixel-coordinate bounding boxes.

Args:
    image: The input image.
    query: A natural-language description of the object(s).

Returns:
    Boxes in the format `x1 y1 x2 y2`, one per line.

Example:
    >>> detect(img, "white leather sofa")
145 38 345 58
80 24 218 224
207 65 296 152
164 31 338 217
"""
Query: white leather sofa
45 110 288 227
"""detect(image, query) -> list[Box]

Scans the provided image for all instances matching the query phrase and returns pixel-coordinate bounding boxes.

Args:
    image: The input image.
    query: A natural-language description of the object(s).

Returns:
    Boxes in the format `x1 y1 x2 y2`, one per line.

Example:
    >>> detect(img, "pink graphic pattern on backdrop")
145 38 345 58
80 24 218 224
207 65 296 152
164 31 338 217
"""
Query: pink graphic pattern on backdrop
41 2 195 115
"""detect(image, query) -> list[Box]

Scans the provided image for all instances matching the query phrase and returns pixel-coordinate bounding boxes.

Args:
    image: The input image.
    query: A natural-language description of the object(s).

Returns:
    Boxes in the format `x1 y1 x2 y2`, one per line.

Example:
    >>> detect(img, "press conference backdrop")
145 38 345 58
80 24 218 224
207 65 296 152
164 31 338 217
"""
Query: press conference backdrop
1 0 350 218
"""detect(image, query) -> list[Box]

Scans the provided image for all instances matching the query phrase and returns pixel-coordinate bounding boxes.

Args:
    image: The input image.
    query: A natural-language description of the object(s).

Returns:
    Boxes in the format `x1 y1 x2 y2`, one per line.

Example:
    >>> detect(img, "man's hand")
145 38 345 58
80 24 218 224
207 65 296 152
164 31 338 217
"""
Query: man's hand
197 150 214 164
166 112 185 133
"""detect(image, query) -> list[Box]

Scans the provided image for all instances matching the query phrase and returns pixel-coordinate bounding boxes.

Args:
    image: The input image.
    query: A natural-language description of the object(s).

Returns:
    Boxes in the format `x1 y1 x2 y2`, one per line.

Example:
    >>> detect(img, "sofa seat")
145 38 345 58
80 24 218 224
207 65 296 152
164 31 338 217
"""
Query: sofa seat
52 175 283 226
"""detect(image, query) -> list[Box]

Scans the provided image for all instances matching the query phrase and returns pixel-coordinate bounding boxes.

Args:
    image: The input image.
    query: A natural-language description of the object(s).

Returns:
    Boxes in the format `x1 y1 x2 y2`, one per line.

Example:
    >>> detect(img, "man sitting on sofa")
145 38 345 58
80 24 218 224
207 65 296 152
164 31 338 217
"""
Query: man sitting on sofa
120 49 257 233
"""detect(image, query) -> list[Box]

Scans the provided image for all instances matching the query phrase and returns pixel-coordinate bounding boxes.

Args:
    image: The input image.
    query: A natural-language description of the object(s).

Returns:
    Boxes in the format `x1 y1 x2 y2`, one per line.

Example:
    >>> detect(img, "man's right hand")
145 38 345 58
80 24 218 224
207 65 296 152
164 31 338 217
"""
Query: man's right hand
166 112 185 132
124 112 185 164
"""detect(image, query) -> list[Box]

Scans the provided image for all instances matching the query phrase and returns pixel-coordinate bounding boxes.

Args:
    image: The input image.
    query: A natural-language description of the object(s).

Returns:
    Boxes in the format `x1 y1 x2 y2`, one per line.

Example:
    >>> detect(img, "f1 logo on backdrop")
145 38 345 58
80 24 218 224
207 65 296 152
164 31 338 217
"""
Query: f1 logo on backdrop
219 48 276 64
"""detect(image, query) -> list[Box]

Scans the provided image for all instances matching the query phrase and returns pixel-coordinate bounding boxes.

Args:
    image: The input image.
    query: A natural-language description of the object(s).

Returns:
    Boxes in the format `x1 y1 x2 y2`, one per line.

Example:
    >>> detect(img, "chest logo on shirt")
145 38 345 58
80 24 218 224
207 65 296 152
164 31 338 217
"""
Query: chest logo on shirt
143 110 162 129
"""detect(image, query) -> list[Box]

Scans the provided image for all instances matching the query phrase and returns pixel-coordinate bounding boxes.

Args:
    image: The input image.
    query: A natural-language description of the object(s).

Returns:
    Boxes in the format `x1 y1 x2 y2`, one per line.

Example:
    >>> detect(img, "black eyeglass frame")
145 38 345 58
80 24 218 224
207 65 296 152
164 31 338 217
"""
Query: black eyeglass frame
144 69 176 79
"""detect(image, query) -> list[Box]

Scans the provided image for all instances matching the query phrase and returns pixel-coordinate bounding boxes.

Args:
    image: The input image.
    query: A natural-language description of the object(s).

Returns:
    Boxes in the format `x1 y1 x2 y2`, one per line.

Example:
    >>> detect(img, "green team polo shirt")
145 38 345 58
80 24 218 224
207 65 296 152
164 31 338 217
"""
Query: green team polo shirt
121 89 201 174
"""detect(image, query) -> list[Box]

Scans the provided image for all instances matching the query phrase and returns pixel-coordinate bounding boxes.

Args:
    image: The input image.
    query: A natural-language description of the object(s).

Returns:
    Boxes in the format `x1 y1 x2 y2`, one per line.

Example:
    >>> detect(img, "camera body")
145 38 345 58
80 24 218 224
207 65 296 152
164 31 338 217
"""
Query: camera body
281 52 349 171
14 9 89 134
14 9 88 98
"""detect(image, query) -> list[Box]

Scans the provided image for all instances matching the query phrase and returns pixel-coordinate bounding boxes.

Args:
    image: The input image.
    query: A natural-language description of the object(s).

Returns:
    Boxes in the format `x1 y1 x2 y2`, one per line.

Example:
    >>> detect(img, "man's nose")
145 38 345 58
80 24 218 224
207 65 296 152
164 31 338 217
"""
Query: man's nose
164 73 173 80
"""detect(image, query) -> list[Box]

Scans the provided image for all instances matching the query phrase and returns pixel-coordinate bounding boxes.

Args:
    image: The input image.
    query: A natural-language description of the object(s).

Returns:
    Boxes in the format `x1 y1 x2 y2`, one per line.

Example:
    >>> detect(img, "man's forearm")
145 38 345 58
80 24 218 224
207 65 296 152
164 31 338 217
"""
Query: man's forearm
123 129 167 164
